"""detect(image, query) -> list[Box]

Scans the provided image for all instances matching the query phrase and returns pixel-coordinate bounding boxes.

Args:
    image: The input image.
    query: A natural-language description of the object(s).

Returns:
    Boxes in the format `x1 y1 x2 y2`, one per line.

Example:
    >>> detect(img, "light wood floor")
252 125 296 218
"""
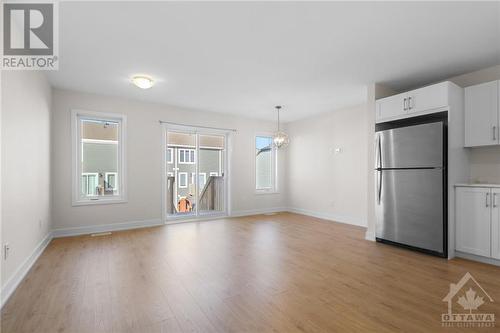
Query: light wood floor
2 213 500 332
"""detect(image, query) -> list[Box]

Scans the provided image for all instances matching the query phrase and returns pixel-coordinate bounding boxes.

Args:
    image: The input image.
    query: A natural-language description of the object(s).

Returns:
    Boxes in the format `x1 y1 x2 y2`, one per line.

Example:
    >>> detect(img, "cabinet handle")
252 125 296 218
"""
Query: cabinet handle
486 193 489 207
403 98 407 111
493 126 497 141
408 97 412 110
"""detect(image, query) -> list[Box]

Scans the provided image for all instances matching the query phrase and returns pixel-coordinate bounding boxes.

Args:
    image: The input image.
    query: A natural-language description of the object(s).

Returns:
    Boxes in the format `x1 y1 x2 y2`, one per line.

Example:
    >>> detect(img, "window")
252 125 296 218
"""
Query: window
198 173 206 190
72 110 127 205
179 172 188 188
255 135 276 192
105 172 118 192
81 173 98 196
167 148 173 164
179 149 195 164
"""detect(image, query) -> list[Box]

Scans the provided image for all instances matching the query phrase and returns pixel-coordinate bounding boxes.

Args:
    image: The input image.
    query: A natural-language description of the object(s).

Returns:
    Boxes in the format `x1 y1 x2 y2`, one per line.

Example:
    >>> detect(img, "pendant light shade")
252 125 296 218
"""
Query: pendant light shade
272 106 290 149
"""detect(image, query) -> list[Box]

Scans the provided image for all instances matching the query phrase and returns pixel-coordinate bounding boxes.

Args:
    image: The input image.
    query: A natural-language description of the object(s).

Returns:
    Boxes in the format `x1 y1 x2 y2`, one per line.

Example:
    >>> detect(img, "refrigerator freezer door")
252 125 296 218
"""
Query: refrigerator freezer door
377 122 443 169
375 168 444 253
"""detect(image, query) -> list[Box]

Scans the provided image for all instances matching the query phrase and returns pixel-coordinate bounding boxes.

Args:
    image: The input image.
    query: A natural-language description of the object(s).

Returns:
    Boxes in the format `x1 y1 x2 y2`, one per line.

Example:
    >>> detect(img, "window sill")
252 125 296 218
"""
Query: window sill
72 198 128 207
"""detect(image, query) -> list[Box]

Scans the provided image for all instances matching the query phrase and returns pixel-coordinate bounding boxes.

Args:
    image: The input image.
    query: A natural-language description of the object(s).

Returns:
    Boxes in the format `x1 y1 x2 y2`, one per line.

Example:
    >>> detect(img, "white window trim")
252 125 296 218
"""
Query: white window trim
191 172 196 184
71 109 127 206
254 134 278 194
105 172 118 191
167 148 173 164
209 172 218 177
178 148 196 164
178 172 188 188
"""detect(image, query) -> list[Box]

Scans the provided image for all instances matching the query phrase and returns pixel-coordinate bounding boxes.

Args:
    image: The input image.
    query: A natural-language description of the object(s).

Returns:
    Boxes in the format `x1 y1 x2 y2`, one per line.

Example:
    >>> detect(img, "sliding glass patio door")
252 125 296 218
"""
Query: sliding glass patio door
164 127 227 220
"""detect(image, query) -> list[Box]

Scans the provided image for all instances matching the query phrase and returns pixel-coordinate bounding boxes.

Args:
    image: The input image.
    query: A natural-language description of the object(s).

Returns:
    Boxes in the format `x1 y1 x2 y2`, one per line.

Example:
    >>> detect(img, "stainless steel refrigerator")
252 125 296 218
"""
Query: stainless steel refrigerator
375 116 447 257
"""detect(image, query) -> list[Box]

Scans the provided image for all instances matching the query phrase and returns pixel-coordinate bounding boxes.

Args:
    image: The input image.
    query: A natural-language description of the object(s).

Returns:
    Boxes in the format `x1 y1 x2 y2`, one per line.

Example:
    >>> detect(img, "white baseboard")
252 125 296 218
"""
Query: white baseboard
52 218 164 238
230 207 287 218
455 251 500 267
287 207 367 228
1 232 52 308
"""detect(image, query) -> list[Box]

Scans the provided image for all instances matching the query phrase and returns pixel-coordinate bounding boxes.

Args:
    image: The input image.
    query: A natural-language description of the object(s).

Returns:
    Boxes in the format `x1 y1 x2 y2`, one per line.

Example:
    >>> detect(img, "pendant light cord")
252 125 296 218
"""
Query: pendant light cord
276 106 281 132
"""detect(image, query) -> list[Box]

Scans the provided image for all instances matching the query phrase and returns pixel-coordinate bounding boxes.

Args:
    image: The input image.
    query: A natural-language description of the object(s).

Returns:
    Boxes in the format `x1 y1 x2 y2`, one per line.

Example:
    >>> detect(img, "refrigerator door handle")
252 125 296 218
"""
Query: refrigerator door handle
376 134 382 169
377 170 382 205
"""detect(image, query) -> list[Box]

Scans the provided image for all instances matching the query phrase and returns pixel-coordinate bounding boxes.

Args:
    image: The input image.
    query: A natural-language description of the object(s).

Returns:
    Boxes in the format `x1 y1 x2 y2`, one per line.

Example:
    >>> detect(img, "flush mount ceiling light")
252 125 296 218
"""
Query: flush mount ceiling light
131 75 154 89
272 105 290 149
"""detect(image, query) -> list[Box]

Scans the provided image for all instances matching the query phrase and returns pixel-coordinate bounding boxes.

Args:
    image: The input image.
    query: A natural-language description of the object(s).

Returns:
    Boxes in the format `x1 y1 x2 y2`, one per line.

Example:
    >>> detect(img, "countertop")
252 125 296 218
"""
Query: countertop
455 183 500 188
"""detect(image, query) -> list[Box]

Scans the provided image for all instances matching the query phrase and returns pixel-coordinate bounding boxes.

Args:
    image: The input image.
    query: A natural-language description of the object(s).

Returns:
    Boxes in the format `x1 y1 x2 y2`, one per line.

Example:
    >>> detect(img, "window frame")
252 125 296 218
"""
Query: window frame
254 134 278 194
71 110 127 206
209 172 218 177
178 172 188 188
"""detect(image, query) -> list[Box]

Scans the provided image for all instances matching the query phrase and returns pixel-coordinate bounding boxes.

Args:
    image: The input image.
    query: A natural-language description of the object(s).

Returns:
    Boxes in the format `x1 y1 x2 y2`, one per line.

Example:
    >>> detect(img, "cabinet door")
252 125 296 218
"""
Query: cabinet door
407 82 449 114
492 189 500 259
465 80 499 147
455 187 491 257
376 93 406 123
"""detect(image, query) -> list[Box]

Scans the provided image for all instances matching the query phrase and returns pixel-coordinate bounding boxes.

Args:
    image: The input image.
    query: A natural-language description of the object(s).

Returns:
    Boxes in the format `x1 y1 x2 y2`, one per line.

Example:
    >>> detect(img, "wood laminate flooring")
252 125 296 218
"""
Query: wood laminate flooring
2 213 500 332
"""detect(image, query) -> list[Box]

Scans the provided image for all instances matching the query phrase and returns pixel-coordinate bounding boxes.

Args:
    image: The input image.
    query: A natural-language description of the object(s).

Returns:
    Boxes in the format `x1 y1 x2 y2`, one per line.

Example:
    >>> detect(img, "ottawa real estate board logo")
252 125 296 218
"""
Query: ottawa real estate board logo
442 272 495 328
1 1 58 70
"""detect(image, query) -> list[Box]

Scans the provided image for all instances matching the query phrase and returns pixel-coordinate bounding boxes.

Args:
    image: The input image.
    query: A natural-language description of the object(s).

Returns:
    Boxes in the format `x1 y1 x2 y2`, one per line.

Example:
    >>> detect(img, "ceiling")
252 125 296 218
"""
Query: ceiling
47 1 500 122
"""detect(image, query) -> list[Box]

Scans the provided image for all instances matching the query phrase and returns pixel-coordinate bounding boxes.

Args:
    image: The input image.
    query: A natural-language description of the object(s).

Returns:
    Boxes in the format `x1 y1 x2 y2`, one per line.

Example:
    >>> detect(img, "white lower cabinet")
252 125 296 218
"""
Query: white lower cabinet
456 186 500 260
456 187 491 257
492 189 500 260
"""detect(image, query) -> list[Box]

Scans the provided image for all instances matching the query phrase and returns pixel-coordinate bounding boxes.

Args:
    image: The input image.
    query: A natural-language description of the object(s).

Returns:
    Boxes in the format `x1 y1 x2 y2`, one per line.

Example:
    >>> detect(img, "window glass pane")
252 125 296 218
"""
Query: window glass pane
198 134 225 214
256 136 273 190
81 119 119 197
166 132 196 216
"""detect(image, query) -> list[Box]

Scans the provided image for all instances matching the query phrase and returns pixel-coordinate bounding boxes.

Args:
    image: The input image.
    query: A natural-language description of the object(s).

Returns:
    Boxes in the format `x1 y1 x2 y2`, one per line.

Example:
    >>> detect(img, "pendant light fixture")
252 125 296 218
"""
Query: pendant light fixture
272 105 290 149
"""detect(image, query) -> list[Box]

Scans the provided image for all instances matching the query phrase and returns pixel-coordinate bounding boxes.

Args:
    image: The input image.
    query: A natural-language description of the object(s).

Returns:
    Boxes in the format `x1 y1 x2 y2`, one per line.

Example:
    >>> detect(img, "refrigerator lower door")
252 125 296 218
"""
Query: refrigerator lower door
375 168 444 254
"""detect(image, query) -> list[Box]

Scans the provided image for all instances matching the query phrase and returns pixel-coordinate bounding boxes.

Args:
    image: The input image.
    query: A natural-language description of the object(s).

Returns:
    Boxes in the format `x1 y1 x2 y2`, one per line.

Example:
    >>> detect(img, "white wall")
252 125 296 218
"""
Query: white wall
51 89 287 231
287 104 368 227
1 72 52 293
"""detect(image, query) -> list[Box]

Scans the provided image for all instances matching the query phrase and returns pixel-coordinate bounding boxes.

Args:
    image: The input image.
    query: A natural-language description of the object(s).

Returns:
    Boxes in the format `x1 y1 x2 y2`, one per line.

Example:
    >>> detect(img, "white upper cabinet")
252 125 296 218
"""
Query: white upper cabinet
407 82 449 115
376 94 406 121
376 82 452 123
464 80 499 147
455 187 491 257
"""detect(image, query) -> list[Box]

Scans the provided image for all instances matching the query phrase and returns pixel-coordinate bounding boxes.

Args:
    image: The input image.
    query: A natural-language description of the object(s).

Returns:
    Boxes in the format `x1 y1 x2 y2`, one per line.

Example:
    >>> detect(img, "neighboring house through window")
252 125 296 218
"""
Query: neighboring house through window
167 148 173 164
81 172 98 196
255 135 277 193
179 149 195 164
72 110 127 205
179 172 188 188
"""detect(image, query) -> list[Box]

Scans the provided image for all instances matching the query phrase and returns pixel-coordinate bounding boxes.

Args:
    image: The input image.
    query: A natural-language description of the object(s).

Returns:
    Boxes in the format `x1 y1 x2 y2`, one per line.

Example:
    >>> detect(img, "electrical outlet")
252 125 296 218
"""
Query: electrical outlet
4 243 10 260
